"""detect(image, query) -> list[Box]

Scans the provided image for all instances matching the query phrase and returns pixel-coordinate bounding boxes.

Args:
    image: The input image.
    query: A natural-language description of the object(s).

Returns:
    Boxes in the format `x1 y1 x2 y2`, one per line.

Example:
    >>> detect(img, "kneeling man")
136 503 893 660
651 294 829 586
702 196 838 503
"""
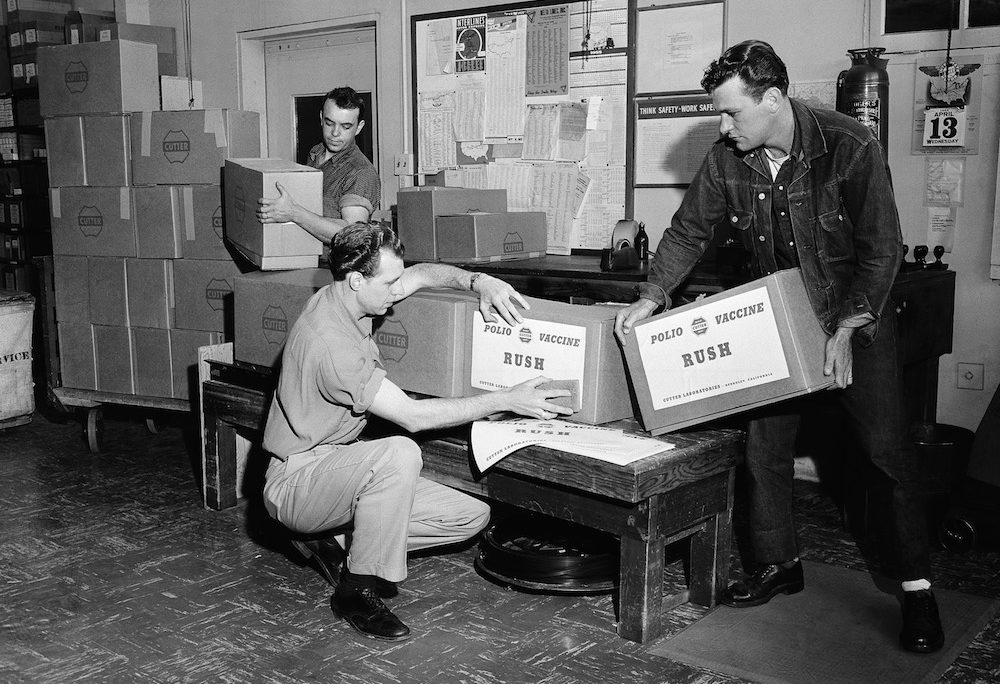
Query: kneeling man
262 222 572 641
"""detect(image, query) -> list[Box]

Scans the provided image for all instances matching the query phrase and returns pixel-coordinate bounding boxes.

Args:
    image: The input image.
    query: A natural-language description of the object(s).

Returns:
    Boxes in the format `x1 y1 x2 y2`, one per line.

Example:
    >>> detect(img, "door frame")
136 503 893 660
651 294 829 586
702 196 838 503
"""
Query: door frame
236 14 382 159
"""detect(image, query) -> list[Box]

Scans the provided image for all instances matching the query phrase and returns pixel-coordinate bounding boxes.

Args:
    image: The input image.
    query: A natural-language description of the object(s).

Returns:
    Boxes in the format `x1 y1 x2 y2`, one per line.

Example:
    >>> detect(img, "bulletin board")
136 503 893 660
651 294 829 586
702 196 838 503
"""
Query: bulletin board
411 0 635 254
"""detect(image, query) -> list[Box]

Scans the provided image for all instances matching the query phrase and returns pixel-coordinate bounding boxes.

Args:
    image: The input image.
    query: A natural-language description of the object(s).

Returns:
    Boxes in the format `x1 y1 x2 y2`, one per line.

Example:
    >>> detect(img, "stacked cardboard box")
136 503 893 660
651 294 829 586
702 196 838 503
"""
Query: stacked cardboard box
223 158 324 270
395 186 546 263
44 34 261 400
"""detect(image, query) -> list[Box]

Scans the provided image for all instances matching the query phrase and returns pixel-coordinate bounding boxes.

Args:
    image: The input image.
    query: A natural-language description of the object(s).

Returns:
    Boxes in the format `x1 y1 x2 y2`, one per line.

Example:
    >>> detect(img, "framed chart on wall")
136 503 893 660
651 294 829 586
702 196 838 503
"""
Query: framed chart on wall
635 0 725 95
410 0 634 254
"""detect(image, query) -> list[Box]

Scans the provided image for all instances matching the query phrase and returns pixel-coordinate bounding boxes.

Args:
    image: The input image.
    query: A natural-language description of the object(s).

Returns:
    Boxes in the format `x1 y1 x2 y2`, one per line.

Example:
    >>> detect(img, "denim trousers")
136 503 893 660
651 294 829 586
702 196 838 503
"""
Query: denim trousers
743 305 931 581
263 435 491 583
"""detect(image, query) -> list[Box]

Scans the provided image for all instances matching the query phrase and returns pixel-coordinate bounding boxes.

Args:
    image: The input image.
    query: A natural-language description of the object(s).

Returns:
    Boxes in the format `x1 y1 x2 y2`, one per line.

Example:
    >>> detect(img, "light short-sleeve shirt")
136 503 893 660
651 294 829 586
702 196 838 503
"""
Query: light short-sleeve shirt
263 284 386 459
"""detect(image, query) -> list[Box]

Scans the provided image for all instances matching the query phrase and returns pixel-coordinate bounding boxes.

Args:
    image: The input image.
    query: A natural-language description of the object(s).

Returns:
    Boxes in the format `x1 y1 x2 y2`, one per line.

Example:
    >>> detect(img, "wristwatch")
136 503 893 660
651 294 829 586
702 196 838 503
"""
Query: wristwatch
469 272 484 290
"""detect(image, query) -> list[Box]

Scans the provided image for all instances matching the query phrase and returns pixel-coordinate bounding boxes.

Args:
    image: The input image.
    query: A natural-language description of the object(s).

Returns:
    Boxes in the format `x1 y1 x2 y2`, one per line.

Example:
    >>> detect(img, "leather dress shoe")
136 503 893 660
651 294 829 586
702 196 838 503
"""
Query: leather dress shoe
290 536 345 587
332 582 411 641
900 589 944 653
722 560 804 607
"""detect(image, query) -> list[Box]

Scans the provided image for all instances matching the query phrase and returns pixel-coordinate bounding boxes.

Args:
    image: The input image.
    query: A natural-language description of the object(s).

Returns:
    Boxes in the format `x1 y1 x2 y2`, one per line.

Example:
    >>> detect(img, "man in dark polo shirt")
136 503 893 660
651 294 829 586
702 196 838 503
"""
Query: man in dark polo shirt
257 86 381 242
263 222 573 642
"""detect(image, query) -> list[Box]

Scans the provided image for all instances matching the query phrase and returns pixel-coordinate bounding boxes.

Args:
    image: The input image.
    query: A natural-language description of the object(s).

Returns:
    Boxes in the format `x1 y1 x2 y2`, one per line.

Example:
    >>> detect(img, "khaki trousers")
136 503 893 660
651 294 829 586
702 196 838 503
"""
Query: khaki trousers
263 435 490 582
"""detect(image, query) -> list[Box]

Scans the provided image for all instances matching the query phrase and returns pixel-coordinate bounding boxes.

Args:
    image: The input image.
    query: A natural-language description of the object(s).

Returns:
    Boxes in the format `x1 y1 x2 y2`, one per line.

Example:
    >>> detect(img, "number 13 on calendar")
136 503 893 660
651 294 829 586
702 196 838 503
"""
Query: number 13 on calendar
922 107 966 147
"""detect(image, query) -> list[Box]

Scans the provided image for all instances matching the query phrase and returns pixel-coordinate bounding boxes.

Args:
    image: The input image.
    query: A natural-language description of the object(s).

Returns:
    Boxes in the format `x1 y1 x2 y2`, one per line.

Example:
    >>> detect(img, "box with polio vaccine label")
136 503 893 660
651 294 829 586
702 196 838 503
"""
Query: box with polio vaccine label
463 296 633 425
623 268 834 435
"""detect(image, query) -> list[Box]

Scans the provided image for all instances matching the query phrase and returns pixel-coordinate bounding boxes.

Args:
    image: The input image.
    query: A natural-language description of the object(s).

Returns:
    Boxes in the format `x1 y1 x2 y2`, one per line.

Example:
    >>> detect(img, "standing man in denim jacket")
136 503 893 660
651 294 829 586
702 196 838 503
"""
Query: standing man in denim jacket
614 40 943 653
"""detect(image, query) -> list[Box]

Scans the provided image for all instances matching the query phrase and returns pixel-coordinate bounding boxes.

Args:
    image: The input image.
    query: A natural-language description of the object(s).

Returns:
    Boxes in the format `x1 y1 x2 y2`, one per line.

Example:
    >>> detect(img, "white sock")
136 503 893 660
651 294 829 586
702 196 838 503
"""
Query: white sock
902 579 931 592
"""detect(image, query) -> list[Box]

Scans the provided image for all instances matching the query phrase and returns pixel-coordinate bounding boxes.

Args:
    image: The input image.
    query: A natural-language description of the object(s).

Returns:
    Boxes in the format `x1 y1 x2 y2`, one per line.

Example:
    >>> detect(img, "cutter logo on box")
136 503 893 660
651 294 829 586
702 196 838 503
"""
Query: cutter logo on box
204 278 232 311
261 305 287 344
64 60 88 93
518 327 532 343
211 205 224 238
692 316 709 336
503 232 524 254
162 130 190 164
374 318 408 362
77 206 103 237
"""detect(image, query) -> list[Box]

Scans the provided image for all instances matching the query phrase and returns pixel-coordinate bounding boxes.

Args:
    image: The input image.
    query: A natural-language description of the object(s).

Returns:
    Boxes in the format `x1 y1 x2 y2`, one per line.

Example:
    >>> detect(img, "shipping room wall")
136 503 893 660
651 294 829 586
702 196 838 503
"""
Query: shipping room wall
151 0 997 432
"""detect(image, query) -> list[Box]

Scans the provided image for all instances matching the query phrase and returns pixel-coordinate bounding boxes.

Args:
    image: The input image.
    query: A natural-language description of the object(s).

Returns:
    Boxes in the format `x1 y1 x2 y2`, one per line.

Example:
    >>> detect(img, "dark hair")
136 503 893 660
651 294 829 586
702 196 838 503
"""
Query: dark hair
324 86 366 122
701 40 789 101
329 222 404 281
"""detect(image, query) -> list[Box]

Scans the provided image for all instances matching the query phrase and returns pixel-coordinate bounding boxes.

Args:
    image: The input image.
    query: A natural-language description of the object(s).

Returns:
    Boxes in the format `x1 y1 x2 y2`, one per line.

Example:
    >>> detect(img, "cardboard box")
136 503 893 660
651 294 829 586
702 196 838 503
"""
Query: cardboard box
172 258 245 333
233 268 329 367
93 324 133 394
114 0 149 25
125 258 173 328
64 16 115 45
45 113 131 187
169 328 222 399
57 322 96 390
3 2 69 25
98 23 176 76
436 211 547 263
86 256 127 326
223 158 323 270
84 113 131 186
52 255 89 322
396 187 507 261
11 55 38 88
160 74 202 110
465 296 633 424
131 326 171 398
44 115 85 186
375 288 477 397
179 184 227 260
624 268 835 435
50 186 136 256
10 20 65 56
133 185 181 258
130 109 260 185
37 39 159 116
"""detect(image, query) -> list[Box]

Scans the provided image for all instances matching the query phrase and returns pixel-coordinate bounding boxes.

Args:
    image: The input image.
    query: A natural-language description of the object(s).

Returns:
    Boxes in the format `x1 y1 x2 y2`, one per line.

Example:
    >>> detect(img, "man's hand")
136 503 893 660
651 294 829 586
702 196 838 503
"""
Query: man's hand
473 273 530 326
614 298 659 344
257 181 297 224
824 327 855 388
504 376 574 420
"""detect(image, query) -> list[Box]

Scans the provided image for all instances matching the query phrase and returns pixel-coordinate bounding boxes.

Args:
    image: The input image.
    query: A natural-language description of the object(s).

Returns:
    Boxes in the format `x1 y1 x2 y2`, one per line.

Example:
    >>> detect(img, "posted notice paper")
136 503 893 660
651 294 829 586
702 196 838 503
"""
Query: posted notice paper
470 418 673 473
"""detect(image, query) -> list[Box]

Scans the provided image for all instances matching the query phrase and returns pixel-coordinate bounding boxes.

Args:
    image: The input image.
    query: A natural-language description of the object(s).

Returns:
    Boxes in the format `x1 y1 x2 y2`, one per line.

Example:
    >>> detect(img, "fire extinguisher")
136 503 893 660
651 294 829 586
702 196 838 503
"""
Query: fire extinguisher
836 47 890 159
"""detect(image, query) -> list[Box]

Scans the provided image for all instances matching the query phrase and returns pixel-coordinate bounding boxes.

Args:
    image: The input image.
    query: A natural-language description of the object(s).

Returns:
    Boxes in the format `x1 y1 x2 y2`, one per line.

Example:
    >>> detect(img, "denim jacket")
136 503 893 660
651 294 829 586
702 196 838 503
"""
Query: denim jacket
639 99 902 344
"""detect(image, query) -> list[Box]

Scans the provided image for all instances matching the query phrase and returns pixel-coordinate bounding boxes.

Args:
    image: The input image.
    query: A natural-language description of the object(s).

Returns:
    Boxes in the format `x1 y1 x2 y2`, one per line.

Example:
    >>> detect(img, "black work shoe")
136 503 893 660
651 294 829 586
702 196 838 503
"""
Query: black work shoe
722 560 805 607
332 583 411 641
290 536 345 587
900 589 944 653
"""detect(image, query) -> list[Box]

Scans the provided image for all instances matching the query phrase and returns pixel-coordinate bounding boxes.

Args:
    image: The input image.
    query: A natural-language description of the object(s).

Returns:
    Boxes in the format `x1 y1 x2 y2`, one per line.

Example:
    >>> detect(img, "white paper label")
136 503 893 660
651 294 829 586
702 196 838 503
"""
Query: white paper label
922 107 966 147
635 285 789 410
470 311 587 390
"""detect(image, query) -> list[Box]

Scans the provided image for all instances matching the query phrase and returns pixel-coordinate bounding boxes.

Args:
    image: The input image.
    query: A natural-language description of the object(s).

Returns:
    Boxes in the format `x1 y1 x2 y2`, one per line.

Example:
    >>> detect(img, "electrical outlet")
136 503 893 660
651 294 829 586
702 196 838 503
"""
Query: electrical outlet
393 153 413 176
957 362 984 390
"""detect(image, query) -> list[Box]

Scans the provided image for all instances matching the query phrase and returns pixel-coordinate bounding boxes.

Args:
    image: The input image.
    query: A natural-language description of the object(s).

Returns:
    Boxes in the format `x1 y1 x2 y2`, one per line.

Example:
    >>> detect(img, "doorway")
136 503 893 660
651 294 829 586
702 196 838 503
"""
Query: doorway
261 26 378 171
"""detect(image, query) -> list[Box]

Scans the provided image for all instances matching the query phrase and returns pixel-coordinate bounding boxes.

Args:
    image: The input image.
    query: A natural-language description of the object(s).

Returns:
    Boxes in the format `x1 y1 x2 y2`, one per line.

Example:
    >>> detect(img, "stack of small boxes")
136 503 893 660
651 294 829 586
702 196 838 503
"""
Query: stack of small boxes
42 7 263 401
396 186 547 263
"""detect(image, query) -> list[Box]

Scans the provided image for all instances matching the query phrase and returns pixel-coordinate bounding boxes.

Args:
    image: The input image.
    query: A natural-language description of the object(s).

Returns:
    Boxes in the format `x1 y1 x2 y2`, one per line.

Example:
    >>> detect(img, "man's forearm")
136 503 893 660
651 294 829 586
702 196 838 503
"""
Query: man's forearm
395 391 508 433
403 262 476 291
290 205 349 243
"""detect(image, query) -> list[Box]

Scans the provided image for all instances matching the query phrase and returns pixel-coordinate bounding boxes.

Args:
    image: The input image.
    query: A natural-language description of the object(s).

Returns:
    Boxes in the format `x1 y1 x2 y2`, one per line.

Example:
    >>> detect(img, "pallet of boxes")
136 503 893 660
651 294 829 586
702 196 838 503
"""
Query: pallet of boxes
41 12 262 405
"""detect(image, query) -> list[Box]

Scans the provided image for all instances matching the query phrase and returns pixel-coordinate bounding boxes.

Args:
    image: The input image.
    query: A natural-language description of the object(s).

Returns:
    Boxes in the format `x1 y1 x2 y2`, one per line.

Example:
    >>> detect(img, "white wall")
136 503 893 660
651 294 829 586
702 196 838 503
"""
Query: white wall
153 0 998 431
